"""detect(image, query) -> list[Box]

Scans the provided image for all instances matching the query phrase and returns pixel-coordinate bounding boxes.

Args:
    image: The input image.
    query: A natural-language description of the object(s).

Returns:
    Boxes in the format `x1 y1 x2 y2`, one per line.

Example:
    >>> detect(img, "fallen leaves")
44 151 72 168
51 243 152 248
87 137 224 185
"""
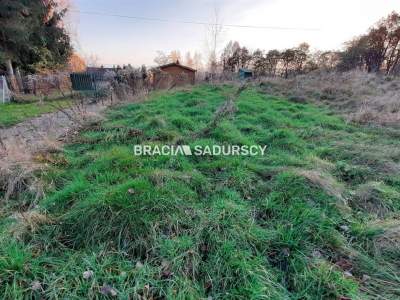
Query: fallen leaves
100 284 118 297
83 270 94 280
31 280 42 292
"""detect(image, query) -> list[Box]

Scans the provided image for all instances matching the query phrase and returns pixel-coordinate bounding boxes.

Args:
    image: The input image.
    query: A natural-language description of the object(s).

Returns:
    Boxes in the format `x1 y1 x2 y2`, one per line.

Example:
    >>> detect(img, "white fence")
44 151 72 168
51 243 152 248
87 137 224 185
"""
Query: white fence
0 76 11 104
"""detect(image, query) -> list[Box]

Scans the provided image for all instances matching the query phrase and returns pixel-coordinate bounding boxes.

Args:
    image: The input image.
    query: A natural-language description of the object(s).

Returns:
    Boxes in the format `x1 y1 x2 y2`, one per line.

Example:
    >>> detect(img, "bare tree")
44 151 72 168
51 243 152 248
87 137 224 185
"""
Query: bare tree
293 43 310 73
252 49 266 76
169 50 182 63
281 49 296 78
339 11 400 74
85 54 100 67
265 50 281 76
313 51 341 71
221 41 241 72
193 52 203 70
238 46 252 69
154 51 169 66
221 41 239 71
185 52 195 68
154 50 183 65
206 5 224 74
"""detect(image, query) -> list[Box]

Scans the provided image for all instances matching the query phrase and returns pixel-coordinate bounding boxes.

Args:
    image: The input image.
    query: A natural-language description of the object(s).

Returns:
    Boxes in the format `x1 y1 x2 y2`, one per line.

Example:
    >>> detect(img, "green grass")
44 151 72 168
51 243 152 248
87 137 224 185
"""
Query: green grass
0 98 72 128
1 84 400 299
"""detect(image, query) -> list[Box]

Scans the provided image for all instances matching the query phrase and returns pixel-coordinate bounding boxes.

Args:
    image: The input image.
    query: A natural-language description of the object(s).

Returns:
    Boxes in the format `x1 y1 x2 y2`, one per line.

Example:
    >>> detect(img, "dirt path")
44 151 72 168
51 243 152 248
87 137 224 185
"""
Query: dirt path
0 101 108 159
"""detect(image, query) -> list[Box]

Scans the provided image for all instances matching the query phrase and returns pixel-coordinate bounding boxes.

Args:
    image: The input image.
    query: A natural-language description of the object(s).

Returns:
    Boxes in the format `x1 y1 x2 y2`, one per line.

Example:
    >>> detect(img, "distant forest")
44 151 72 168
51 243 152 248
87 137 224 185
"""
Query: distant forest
219 11 400 77
156 11 400 77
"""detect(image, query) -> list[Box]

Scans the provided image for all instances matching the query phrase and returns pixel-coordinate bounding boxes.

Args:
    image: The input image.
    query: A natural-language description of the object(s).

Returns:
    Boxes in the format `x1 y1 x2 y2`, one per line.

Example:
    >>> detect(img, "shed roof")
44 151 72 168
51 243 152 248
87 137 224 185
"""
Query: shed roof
239 68 253 73
159 61 196 72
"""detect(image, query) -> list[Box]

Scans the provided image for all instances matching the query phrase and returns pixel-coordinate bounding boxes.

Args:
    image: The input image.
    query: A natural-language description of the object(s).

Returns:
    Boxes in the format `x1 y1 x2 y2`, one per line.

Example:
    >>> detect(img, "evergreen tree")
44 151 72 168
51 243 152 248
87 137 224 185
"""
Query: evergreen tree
0 0 72 73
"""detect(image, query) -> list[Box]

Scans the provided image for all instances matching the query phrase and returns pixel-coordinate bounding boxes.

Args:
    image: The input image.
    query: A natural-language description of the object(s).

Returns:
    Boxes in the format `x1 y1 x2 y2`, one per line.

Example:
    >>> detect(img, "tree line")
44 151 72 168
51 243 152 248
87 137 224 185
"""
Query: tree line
218 11 400 77
153 50 203 71
151 11 399 77
221 41 316 78
339 11 400 75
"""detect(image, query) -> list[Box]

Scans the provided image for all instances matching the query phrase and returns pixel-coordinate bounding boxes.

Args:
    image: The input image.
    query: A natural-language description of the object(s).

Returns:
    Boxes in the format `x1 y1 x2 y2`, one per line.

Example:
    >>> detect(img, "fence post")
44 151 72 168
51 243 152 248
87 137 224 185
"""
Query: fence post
2 77 5 104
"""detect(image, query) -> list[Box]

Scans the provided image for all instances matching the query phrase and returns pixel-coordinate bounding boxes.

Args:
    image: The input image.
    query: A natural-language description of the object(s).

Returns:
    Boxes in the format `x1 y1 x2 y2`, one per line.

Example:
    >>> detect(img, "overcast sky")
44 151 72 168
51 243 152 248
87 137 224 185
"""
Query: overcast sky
69 0 400 67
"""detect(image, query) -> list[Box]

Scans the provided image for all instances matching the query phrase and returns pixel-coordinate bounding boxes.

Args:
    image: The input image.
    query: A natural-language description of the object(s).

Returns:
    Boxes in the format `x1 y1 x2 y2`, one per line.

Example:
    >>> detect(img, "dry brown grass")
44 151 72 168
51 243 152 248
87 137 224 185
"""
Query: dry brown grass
295 169 349 212
350 182 400 217
366 219 400 257
258 71 400 126
111 80 149 103
0 137 45 204
9 210 53 239
0 107 103 205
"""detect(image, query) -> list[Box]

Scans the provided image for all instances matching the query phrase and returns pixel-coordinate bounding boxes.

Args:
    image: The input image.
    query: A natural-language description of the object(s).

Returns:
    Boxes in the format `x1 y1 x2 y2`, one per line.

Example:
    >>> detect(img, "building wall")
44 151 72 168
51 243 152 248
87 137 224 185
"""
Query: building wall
153 66 195 89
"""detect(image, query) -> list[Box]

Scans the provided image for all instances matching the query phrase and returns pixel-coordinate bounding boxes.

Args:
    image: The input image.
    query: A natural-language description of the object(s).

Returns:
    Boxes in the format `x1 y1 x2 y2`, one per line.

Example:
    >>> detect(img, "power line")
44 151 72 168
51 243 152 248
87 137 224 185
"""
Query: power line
69 9 320 32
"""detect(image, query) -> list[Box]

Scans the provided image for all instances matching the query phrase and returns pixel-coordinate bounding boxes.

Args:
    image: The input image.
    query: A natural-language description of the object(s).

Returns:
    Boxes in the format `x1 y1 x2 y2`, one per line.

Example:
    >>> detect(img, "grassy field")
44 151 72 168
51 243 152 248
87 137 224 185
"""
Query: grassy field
0 98 72 128
1 84 400 299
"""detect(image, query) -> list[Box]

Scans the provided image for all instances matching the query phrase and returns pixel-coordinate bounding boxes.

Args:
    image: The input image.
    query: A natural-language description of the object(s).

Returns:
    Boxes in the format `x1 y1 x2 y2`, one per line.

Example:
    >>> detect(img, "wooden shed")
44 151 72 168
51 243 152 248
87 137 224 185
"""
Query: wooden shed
151 61 196 89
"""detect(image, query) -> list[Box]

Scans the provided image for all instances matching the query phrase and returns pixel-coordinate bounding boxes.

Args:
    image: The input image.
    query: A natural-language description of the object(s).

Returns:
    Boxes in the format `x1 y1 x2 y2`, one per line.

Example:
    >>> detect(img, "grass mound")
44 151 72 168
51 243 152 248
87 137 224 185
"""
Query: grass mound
1 85 400 299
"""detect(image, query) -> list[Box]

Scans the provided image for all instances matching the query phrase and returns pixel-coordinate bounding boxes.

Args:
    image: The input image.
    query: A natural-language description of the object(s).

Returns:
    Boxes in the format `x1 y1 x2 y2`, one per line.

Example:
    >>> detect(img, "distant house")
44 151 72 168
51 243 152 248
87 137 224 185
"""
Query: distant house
239 68 253 80
151 60 196 89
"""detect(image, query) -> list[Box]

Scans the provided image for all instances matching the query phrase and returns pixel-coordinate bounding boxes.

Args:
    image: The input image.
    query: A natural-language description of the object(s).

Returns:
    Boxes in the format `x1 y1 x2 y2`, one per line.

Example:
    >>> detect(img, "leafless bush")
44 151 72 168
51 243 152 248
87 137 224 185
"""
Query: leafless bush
110 68 150 102
111 81 133 101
